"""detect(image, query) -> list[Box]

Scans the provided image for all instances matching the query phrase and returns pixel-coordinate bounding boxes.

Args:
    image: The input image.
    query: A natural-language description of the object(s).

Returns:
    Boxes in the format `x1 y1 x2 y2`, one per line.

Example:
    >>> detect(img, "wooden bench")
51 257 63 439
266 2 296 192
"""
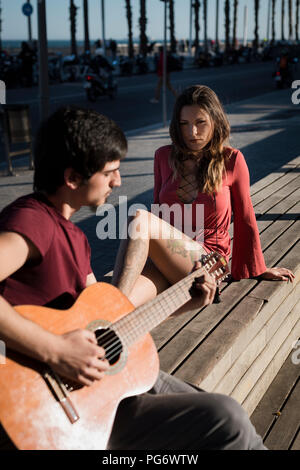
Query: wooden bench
251 348 300 450
150 154 300 418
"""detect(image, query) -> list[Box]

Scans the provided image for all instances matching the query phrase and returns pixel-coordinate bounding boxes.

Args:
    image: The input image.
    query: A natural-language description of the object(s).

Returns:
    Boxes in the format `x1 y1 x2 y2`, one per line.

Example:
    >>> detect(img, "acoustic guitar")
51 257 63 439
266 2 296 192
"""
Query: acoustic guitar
0 252 228 450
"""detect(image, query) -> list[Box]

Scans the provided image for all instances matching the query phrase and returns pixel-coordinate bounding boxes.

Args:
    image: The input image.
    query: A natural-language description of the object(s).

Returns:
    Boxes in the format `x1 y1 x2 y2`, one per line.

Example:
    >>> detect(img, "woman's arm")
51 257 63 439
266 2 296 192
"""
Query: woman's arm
230 151 267 280
230 152 294 282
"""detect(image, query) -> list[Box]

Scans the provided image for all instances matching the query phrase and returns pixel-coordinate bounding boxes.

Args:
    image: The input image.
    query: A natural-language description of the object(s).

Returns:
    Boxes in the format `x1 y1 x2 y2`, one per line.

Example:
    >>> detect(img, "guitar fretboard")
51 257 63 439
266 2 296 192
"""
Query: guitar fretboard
111 269 202 346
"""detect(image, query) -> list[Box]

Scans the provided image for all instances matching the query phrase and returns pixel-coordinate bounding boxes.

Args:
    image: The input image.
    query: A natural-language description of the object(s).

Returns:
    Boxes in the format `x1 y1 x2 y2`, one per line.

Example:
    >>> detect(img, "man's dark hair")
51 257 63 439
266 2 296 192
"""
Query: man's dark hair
33 107 127 194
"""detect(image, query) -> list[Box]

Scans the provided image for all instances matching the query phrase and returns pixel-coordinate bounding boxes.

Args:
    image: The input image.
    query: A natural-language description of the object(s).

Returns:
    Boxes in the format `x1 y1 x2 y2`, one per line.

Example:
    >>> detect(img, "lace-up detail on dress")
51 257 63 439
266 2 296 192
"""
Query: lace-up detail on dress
176 160 199 204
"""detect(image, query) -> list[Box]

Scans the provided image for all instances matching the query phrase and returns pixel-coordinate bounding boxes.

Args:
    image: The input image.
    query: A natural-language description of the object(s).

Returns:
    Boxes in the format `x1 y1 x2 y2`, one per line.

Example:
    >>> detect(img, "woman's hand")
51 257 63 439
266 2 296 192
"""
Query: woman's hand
260 267 295 282
191 261 217 306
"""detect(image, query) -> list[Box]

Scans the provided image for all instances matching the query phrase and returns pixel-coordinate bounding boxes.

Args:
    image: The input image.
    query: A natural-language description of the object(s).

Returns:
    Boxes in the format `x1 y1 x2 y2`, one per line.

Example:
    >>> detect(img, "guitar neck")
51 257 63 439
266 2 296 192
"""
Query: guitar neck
112 268 203 346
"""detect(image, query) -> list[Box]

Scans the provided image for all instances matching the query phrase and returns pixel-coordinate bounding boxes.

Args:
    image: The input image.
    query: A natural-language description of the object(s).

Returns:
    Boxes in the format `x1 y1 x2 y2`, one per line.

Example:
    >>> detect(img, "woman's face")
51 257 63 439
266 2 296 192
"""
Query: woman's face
179 104 214 154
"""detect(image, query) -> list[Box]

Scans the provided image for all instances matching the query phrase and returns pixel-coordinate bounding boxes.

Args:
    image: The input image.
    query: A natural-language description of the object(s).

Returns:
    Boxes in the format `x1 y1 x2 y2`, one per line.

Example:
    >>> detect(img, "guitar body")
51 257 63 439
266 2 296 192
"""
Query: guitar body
0 283 160 450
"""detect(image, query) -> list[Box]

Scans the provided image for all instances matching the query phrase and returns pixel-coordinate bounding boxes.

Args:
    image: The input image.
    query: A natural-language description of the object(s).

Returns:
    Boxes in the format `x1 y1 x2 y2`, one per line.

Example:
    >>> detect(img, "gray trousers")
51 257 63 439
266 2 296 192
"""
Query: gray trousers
108 370 267 450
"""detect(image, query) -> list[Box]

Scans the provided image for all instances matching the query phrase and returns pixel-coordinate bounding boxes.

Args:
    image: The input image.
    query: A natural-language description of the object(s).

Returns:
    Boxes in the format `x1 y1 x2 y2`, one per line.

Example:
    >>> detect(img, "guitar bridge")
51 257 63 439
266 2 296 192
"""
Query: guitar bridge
42 368 80 424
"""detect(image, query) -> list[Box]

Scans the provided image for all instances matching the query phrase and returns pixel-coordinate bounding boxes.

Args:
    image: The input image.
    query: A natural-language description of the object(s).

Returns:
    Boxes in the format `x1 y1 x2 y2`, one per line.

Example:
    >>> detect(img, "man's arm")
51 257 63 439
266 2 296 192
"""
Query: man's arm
0 231 109 386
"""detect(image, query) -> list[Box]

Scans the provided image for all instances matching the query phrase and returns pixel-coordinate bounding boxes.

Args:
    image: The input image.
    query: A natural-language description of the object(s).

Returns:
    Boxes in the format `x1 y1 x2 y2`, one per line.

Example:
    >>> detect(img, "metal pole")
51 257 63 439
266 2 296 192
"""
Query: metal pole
267 0 271 42
0 0 2 51
28 0 32 42
215 0 219 50
37 0 49 121
162 0 167 127
188 0 193 55
83 0 90 52
243 5 248 47
101 0 106 56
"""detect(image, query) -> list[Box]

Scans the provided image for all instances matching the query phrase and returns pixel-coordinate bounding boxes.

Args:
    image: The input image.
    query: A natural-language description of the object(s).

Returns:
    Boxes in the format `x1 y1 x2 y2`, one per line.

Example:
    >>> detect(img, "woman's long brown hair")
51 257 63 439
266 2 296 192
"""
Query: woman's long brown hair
169 85 231 194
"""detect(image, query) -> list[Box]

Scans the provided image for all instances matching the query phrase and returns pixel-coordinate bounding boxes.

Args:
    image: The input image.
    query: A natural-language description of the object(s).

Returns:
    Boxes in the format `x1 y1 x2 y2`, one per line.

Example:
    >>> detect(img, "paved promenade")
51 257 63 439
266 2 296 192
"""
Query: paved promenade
0 87 299 280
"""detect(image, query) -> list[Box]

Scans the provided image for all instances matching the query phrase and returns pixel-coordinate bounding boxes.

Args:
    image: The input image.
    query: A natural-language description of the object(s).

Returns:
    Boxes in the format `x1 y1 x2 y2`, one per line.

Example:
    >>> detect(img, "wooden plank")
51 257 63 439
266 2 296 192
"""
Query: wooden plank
249 240 300 302
256 189 300 235
155 279 258 368
173 296 264 388
199 275 300 392
251 349 300 440
250 160 300 197
229 182 300 251
290 430 300 451
251 170 300 207
285 155 300 166
254 178 300 216
259 219 297 254
267 191 300 216
212 282 300 396
257 204 300 254
242 317 300 416
263 379 300 450
152 304 207 351
230 295 300 404
255 189 300 238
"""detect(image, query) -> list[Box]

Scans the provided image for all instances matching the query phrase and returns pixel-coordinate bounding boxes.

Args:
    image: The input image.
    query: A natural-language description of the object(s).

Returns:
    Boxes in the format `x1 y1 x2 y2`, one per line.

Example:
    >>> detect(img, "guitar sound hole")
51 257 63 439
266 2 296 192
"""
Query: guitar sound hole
95 328 123 366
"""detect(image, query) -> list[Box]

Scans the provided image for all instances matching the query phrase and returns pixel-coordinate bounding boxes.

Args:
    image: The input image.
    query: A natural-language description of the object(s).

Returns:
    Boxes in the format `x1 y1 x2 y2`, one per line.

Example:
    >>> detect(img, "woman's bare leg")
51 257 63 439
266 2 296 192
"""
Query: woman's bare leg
112 210 207 307
166 75 177 97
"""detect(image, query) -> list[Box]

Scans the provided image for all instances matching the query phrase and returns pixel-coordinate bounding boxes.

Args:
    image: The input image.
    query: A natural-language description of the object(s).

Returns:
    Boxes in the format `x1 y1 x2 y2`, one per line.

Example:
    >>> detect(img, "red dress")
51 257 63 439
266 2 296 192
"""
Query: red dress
153 145 267 280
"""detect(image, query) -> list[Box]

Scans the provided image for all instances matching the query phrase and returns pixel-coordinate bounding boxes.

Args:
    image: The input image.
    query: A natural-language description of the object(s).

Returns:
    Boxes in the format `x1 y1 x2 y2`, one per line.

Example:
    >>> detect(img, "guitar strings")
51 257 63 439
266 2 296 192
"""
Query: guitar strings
99 281 198 358
96 280 191 363
97 258 227 363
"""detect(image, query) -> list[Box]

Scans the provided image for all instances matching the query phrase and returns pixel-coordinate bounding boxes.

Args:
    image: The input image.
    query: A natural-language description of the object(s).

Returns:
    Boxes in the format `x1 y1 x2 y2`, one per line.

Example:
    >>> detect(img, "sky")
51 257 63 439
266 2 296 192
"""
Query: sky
0 0 296 43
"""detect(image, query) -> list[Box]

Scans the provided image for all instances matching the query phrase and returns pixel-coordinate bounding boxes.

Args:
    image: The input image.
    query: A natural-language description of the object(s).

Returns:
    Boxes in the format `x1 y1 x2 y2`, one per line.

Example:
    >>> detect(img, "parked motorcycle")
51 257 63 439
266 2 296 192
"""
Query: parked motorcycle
84 71 118 102
135 54 149 74
118 55 134 76
273 55 296 89
274 69 286 89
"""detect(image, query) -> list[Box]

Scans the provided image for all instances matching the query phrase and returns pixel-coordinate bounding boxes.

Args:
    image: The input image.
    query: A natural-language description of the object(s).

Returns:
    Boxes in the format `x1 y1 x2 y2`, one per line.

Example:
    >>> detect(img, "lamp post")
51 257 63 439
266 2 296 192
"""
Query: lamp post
243 4 248 47
37 0 49 121
0 0 2 51
27 0 32 41
267 0 271 42
189 0 193 56
215 0 219 51
160 0 168 127
101 0 106 56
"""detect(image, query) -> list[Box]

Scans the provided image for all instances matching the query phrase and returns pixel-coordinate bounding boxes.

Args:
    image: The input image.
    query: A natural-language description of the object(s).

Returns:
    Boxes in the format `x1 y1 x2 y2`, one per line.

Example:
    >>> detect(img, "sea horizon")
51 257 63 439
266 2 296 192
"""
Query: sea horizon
2 38 227 47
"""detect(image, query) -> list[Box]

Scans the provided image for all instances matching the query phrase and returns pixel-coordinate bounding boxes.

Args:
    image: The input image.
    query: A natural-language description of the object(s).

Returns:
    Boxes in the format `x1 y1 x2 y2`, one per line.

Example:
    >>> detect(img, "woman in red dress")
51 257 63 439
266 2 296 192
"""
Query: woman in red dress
152 84 294 282
113 85 293 309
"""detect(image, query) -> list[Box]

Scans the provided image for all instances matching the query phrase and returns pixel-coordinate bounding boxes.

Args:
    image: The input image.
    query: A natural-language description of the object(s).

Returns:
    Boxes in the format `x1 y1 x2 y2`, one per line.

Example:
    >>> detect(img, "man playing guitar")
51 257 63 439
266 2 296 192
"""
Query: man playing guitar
0 107 266 450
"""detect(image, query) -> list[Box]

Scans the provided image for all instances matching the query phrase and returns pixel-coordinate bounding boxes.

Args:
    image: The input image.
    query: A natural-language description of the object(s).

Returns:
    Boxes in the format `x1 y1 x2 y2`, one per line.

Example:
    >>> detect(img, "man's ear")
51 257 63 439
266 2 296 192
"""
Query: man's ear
64 168 83 189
